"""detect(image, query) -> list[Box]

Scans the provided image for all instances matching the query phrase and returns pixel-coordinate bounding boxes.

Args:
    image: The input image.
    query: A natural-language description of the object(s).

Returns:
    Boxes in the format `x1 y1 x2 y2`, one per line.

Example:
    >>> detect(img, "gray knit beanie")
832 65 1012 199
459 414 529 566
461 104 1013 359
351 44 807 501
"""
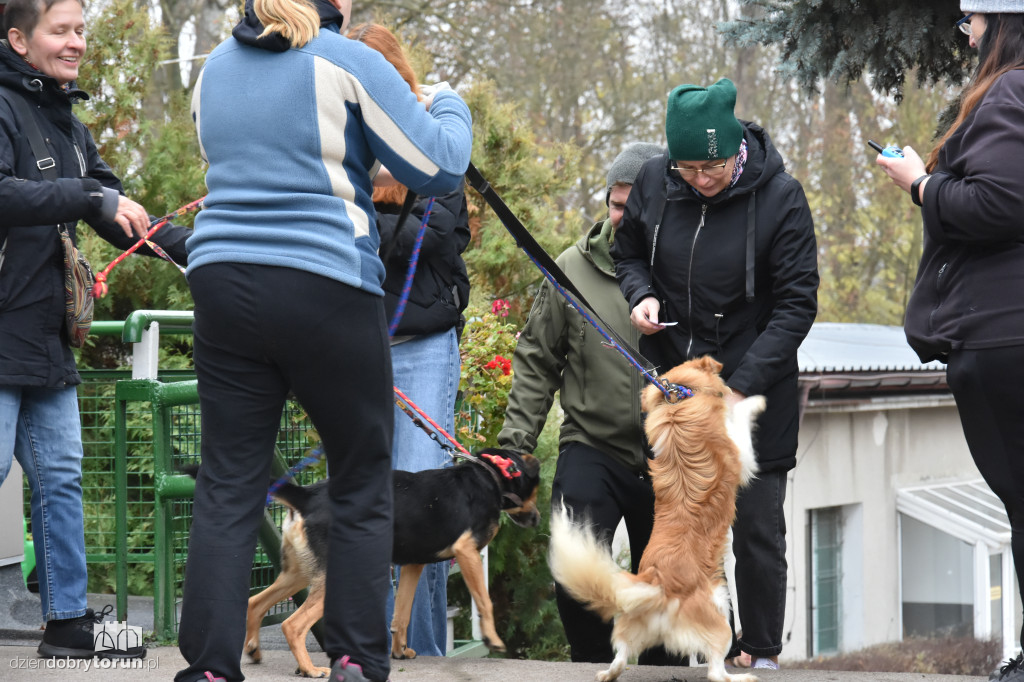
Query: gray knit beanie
606 142 664 190
962 0 1024 11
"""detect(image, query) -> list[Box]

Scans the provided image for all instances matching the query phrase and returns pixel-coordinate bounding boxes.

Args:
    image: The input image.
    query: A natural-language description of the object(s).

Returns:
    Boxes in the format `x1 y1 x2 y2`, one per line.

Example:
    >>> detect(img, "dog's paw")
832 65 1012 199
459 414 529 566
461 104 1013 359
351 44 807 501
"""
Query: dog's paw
245 641 263 663
483 636 506 654
390 646 417 660
294 666 331 678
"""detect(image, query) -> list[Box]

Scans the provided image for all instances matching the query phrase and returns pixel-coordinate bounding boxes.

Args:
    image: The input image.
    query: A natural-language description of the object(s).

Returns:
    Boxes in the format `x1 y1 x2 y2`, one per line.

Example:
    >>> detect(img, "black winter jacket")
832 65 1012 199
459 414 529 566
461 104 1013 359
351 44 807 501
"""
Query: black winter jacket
905 69 1024 362
0 42 190 388
611 122 818 471
378 188 470 337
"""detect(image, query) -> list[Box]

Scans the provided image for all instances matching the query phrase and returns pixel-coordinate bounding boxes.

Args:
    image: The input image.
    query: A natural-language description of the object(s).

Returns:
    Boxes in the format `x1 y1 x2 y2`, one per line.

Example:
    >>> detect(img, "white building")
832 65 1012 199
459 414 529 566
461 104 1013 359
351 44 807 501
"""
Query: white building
781 323 1019 662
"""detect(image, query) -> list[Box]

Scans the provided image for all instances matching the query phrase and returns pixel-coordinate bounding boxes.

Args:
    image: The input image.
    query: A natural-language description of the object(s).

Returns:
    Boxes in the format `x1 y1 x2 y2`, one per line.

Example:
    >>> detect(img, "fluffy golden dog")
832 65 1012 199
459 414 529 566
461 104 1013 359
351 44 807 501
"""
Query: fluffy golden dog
549 356 764 682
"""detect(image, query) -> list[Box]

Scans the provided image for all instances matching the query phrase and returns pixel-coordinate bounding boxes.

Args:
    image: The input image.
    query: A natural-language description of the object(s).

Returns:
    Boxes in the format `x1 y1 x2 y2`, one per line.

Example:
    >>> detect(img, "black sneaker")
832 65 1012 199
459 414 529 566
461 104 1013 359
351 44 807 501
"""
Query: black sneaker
37 605 146 660
993 653 1024 681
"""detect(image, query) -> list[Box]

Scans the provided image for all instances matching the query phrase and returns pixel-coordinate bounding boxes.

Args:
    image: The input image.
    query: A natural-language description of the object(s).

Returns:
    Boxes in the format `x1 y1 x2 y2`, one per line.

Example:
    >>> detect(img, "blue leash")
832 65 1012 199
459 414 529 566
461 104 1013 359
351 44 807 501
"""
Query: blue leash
389 196 435 336
266 449 324 507
520 248 692 403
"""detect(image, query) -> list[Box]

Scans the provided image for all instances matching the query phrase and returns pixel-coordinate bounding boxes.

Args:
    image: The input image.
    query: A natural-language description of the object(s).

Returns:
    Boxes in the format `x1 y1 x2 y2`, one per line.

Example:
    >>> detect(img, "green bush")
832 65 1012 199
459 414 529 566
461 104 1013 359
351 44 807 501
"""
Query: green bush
450 300 569 659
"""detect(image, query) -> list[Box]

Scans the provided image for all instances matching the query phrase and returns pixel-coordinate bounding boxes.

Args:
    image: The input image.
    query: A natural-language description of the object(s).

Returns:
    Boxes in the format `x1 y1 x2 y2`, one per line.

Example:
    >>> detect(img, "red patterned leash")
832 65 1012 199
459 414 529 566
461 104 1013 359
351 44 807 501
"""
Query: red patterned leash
93 196 205 298
393 382 473 456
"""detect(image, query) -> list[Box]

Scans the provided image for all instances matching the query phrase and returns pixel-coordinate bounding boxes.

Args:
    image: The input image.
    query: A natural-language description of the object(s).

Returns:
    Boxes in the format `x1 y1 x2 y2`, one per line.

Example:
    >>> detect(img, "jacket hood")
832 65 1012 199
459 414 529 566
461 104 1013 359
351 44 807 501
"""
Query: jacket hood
232 0 345 52
0 40 88 101
664 120 785 205
732 120 784 193
577 218 616 276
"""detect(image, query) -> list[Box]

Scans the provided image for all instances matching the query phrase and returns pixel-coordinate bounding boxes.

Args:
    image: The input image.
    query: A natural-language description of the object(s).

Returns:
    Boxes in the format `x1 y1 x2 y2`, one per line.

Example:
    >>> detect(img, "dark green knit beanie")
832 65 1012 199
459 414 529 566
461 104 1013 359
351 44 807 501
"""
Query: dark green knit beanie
665 78 743 161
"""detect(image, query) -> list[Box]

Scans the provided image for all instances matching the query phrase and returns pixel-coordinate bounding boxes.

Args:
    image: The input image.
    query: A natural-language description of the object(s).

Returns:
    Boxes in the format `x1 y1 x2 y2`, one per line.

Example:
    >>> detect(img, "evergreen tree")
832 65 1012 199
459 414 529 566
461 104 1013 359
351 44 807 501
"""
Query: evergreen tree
722 1 975 98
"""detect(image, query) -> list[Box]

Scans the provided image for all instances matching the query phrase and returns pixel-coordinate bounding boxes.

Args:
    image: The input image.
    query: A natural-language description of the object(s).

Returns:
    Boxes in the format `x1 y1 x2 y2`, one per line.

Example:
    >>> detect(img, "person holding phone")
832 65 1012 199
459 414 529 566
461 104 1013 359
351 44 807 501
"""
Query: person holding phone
875 5 1024 681
612 78 818 670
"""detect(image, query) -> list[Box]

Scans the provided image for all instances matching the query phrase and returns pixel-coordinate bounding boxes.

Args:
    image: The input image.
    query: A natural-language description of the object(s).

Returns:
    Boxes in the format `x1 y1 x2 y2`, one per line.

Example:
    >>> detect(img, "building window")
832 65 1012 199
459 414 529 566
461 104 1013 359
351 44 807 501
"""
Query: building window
900 514 973 638
810 506 842 656
990 554 1004 641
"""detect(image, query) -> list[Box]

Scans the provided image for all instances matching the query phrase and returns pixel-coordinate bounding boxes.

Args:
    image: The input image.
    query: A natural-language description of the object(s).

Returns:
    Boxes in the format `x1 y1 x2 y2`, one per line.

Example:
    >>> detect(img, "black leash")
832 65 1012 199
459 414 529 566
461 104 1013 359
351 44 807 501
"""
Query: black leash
465 163 692 402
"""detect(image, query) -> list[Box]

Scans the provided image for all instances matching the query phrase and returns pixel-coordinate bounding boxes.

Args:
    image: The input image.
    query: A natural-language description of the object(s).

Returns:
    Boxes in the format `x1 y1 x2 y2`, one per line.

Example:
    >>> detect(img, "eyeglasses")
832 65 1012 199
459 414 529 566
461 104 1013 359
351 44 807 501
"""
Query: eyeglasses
956 13 974 36
671 161 729 178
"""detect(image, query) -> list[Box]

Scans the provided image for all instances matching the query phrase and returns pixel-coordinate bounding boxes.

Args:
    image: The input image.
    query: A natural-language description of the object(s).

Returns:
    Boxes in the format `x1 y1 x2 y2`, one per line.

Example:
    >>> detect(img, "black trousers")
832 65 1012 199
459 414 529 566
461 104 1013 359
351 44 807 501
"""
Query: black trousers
550 441 686 665
732 469 788 657
175 264 394 682
947 346 1024 648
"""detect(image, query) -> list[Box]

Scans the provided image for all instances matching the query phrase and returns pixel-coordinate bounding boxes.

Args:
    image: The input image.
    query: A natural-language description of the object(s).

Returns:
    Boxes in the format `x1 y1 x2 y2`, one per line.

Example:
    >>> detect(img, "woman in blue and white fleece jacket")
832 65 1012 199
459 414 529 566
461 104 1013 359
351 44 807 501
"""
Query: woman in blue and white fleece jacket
176 0 472 679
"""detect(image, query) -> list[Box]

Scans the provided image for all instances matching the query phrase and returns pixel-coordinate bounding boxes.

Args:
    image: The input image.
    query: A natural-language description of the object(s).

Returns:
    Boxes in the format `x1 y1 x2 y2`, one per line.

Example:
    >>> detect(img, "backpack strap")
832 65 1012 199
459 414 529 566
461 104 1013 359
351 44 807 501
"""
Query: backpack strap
0 85 58 180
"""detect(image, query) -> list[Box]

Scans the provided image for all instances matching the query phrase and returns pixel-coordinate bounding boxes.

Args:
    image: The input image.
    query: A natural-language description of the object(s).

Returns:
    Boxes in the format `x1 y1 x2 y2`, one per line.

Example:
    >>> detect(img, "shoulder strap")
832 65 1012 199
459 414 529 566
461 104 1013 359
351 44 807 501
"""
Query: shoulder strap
379 188 418 264
0 85 58 180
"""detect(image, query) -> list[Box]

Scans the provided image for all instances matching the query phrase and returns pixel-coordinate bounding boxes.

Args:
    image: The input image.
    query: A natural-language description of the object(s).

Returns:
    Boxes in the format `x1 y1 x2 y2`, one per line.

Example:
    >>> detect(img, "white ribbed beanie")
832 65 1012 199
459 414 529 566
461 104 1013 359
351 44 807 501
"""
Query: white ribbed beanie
961 0 1024 11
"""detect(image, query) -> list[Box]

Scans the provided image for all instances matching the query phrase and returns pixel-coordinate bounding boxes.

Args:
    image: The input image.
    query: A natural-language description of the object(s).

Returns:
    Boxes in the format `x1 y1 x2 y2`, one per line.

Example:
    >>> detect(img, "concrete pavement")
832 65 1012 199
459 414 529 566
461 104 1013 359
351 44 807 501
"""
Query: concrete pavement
0 568 989 681
0 645 992 682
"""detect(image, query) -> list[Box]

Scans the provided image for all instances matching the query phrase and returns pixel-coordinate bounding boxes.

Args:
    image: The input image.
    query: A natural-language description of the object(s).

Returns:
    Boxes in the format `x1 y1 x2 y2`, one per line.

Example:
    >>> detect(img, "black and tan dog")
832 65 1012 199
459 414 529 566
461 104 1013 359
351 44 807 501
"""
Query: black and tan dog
243 447 541 678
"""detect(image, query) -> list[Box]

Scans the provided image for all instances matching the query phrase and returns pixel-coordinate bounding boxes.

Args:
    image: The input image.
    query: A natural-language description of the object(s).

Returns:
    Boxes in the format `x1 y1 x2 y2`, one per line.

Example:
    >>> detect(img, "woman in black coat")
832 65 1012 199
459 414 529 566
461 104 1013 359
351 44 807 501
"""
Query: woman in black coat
876 7 1024 680
0 0 188 661
351 23 471 657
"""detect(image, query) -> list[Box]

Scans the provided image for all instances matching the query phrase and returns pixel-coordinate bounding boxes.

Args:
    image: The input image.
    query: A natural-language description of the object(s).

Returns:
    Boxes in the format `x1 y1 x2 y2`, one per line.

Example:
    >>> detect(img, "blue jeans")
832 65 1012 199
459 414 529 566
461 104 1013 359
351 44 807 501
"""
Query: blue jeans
386 329 459 656
0 385 88 622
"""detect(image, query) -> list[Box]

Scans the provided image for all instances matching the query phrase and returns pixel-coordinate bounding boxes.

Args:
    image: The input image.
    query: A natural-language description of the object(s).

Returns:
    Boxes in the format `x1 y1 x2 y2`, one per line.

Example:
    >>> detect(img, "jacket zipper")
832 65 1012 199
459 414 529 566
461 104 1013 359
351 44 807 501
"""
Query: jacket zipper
73 141 86 176
685 204 707 358
650 222 660 268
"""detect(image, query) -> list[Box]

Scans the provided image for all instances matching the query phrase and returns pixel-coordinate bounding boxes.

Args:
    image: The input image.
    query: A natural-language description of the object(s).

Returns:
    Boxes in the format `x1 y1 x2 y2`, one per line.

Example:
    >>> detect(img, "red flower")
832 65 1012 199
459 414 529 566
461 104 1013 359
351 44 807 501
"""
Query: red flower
491 299 511 317
485 354 512 376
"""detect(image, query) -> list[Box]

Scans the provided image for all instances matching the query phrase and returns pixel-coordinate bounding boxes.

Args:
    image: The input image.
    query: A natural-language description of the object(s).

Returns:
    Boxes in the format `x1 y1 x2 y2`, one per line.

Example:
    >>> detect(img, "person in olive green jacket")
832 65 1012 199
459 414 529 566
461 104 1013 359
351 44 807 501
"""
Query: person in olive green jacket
498 143 674 664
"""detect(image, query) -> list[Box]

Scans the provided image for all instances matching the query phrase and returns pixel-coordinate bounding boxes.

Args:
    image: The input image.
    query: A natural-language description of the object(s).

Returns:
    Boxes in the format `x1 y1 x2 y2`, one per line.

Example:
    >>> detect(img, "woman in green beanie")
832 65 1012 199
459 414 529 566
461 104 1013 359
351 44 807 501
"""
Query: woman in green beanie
612 77 819 671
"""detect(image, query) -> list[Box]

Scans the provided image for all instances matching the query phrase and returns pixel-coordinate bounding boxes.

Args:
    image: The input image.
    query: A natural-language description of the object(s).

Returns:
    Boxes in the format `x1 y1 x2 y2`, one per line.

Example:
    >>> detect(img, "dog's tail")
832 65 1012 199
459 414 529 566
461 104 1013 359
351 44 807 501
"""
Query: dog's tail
548 501 663 622
179 464 318 516
267 481 318 516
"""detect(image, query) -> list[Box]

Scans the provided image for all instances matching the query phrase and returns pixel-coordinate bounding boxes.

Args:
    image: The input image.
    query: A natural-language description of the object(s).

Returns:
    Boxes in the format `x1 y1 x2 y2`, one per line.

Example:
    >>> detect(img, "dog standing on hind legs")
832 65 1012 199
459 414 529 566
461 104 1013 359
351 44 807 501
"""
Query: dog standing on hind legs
241 447 541 677
549 356 765 682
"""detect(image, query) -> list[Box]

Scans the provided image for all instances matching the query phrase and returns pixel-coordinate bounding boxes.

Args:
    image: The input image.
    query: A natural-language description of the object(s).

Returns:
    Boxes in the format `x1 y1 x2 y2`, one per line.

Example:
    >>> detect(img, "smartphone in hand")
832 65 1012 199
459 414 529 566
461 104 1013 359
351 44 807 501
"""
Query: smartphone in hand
867 139 904 158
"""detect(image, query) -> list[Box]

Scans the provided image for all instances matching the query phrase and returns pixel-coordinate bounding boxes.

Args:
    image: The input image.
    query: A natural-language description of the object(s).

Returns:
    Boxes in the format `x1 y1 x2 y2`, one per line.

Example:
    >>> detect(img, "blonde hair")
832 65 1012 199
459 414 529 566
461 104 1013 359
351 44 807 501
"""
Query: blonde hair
253 0 320 48
347 23 423 206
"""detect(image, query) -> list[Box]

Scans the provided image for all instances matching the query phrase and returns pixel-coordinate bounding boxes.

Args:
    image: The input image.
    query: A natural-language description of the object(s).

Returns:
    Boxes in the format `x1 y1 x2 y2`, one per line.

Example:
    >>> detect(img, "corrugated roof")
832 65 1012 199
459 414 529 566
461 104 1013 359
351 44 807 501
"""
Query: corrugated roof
798 322 946 373
897 478 1010 548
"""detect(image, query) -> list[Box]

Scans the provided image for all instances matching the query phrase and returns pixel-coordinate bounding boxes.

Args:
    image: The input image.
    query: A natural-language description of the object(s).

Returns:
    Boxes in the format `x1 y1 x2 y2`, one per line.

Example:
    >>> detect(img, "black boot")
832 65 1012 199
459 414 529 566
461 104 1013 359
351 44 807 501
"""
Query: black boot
993 653 1024 681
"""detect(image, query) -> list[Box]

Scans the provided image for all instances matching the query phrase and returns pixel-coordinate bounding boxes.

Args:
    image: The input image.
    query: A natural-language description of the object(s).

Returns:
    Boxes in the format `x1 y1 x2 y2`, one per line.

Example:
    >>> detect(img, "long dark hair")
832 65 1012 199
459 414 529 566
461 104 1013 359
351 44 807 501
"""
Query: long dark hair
927 13 1024 171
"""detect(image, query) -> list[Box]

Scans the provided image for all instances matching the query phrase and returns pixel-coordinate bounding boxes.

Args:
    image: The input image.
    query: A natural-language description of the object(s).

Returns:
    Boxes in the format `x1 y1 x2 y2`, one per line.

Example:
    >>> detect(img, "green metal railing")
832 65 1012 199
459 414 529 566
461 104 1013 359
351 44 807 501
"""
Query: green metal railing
43 310 484 652
112 376 319 640
72 312 321 641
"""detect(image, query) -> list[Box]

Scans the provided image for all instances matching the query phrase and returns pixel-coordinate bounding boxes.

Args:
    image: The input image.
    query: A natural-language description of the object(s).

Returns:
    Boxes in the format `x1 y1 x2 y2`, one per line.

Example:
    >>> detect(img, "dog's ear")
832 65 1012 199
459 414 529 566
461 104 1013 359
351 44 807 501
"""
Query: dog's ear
695 355 723 375
518 453 541 480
